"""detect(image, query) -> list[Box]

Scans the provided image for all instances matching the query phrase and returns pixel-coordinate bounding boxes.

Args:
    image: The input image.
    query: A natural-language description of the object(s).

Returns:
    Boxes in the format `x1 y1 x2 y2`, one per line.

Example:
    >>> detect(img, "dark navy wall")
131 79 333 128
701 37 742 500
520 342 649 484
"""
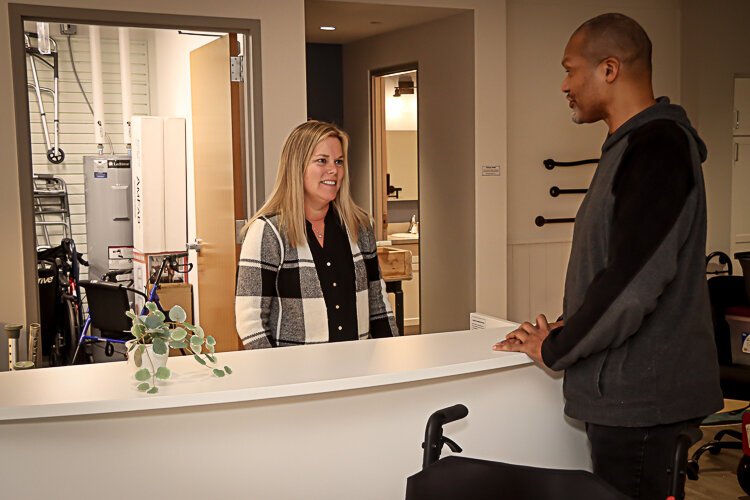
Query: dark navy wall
305 43 344 127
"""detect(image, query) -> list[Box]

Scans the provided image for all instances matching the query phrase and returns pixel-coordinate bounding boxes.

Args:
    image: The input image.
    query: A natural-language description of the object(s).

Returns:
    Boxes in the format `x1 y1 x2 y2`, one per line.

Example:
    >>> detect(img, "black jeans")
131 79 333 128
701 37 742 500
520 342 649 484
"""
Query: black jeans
586 418 703 500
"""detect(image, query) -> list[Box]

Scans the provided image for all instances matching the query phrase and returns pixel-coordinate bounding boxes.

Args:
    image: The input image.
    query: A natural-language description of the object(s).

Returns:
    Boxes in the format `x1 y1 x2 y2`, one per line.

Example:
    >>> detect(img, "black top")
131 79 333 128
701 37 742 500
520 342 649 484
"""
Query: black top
306 207 359 342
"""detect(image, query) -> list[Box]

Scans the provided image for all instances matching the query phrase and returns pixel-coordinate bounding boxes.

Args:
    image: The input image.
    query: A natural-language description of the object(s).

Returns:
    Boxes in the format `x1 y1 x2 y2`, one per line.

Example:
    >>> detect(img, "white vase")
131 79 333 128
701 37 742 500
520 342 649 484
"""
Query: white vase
125 340 169 373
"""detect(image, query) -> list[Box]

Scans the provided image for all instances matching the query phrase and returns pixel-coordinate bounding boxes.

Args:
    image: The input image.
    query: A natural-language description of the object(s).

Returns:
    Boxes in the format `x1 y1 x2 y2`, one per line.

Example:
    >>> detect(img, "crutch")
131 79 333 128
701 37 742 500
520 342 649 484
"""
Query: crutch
28 323 41 368
4 324 22 370
25 32 65 164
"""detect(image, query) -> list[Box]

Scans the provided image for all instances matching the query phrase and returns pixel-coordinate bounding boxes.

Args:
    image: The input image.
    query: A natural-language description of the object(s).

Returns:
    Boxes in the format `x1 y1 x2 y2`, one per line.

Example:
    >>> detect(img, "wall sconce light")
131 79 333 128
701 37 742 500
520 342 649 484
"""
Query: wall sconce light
393 76 416 97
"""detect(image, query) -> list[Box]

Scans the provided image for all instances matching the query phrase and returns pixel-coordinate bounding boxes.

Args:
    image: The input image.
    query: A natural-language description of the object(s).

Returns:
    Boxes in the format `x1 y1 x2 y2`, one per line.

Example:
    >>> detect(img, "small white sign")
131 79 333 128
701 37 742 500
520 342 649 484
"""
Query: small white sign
482 165 501 177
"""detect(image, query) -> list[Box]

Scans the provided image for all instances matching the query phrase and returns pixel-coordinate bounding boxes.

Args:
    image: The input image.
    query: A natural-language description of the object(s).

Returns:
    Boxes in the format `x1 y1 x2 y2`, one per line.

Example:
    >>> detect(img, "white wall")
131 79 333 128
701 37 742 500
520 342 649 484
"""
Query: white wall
505 0 682 322
384 74 417 131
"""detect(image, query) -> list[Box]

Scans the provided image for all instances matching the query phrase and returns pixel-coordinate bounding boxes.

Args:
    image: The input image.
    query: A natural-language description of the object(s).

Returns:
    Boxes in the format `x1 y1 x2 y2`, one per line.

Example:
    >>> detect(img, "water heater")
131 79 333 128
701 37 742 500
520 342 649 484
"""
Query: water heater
83 155 134 282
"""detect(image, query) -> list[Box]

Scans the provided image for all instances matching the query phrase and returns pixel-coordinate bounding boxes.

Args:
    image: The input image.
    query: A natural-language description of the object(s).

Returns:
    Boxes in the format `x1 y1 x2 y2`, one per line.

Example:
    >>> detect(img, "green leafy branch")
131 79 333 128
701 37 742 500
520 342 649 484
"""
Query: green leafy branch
126 303 232 394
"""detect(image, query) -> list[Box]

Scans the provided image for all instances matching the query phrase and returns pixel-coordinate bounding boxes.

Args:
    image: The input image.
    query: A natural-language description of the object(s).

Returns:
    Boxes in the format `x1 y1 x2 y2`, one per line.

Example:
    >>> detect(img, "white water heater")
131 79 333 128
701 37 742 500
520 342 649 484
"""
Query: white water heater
131 116 187 254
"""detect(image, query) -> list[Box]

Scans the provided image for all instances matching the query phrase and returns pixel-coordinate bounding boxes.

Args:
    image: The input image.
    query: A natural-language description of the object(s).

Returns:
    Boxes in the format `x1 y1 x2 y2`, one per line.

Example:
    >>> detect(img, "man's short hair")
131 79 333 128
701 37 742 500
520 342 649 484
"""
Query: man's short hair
574 13 652 74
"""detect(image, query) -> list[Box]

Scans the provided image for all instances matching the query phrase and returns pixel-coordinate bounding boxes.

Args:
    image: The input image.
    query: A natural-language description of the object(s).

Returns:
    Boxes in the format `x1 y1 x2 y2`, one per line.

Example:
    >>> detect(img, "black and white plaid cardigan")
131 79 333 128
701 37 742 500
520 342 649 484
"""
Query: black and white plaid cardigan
235 214 397 349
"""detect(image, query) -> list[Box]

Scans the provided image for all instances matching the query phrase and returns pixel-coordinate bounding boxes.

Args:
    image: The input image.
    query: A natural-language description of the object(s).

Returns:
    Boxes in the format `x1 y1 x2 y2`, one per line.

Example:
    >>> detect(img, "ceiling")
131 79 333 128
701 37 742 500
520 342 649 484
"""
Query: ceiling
305 0 468 44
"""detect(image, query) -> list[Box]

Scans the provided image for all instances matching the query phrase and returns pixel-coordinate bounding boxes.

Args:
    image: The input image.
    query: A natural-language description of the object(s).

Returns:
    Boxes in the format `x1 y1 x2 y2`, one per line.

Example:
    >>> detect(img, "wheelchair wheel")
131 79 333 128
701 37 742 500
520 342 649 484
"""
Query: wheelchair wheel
686 459 699 480
738 455 750 495
49 332 63 367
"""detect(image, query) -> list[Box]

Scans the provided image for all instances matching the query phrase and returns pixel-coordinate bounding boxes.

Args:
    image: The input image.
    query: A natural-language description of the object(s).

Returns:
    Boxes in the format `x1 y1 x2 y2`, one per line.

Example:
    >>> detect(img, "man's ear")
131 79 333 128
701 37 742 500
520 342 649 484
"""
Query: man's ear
602 57 620 83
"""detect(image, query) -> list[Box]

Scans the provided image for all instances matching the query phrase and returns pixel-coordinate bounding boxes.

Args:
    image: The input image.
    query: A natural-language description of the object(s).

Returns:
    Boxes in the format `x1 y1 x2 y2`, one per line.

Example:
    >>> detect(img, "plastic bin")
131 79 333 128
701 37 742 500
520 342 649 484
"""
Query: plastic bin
727 307 750 366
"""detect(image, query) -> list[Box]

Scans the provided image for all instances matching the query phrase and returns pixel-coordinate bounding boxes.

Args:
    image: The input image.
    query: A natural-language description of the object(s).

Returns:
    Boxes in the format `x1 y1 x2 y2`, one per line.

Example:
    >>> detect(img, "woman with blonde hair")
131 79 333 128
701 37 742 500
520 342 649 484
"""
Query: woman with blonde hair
235 120 397 349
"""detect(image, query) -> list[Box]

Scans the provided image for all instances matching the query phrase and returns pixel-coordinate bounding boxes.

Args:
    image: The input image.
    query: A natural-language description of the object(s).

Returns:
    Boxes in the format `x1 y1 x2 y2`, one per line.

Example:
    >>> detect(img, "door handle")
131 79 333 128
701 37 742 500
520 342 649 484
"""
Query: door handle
187 238 203 253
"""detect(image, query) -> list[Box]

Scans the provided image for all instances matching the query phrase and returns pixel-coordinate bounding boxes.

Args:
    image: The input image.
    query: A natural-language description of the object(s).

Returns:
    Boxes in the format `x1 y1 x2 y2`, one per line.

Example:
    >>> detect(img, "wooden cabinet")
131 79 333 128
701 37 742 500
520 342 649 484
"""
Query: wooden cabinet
733 78 750 262
384 242 420 334
735 78 750 135
732 138 750 256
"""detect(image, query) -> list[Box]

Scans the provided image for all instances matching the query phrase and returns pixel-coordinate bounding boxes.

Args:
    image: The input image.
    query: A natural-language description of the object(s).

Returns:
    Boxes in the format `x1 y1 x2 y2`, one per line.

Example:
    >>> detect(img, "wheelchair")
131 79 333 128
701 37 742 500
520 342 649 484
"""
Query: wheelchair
72 254 192 364
36 238 88 366
406 405 699 500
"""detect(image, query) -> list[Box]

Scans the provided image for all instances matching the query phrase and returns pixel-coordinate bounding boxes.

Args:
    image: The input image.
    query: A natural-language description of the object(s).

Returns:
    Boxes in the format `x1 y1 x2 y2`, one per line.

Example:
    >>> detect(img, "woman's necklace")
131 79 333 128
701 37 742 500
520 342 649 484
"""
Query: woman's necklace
308 217 325 240
307 205 328 241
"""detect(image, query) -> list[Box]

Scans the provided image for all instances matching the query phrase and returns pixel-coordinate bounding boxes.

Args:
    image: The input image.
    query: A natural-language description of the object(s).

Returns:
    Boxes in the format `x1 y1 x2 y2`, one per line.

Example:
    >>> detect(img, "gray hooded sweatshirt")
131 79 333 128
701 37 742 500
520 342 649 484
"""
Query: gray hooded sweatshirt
541 97 723 427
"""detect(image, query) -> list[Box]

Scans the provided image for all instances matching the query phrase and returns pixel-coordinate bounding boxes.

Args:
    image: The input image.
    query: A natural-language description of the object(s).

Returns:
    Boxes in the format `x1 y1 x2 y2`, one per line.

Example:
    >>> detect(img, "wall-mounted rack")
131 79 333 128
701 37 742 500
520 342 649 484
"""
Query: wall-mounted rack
536 157 597 227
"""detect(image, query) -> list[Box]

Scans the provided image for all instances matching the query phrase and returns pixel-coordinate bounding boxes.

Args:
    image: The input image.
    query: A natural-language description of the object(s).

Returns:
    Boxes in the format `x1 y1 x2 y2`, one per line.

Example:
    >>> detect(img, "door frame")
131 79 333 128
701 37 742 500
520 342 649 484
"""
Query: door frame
9 4 265 327
369 63 418 241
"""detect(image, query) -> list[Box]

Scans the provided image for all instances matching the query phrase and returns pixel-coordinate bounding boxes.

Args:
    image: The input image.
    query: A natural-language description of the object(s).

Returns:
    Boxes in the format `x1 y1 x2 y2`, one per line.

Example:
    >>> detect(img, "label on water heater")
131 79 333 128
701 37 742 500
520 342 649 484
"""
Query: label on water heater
94 172 108 179
108 159 131 168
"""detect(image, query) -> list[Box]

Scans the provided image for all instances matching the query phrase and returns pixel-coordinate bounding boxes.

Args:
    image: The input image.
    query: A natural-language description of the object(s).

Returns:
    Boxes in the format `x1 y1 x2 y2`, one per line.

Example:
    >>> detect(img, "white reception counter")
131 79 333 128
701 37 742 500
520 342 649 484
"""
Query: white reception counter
0 325 590 499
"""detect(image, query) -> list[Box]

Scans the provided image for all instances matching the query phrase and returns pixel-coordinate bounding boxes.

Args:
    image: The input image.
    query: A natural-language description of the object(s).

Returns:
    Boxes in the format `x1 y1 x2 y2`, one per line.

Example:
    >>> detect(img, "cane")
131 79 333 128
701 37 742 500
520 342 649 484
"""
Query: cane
4 324 22 371
28 323 41 368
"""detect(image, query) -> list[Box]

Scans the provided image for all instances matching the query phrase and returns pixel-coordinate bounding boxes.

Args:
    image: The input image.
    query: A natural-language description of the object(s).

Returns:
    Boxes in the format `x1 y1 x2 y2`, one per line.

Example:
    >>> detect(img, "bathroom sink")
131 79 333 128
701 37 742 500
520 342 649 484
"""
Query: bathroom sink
388 232 419 240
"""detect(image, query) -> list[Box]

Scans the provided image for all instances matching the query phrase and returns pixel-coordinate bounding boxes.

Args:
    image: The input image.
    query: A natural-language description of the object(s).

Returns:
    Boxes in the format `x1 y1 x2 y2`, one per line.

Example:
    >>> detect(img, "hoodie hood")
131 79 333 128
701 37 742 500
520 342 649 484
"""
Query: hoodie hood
602 97 707 163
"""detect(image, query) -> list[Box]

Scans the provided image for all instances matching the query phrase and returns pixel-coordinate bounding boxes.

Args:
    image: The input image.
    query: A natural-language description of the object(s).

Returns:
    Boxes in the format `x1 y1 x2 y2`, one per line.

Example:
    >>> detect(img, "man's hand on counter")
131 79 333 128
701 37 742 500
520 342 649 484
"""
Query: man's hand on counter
492 315 563 366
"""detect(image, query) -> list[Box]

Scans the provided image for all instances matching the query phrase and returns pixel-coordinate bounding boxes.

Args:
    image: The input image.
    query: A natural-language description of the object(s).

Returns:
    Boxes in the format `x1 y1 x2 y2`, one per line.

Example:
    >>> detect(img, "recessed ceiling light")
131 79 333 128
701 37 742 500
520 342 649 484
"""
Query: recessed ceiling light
320 26 336 31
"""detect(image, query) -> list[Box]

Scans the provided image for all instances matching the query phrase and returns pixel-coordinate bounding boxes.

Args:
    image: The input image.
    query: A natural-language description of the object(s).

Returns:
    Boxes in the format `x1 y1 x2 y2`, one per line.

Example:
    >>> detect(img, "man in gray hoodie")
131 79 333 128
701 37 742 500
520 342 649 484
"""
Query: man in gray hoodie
494 13 722 500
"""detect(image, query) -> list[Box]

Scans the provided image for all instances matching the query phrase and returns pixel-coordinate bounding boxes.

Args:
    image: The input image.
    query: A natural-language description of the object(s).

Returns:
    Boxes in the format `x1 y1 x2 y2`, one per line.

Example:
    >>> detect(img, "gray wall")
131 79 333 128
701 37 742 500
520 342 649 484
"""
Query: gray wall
306 43 344 127
343 12 475 333
681 0 750 256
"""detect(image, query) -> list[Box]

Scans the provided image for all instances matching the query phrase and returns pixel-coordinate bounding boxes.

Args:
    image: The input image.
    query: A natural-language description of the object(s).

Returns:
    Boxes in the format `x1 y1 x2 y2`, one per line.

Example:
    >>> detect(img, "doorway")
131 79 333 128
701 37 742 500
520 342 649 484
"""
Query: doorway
10 6 264 367
371 68 420 335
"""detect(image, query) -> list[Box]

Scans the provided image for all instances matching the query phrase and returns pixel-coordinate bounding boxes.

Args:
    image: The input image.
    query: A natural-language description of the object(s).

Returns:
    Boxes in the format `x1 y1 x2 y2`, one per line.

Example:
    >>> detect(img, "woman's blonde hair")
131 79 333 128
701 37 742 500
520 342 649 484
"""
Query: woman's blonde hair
244 120 369 247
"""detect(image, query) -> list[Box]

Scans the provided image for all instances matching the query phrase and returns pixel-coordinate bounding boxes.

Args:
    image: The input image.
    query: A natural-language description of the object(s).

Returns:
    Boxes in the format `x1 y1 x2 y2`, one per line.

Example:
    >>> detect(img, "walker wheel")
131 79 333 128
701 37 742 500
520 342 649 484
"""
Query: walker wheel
47 148 65 164
687 460 699 480
738 455 750 495
709 444 721 455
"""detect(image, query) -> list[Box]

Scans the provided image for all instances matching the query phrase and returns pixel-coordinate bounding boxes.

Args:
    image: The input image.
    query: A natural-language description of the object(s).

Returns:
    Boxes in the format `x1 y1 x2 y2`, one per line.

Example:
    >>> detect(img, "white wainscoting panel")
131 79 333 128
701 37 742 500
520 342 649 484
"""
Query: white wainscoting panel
508 241 572 324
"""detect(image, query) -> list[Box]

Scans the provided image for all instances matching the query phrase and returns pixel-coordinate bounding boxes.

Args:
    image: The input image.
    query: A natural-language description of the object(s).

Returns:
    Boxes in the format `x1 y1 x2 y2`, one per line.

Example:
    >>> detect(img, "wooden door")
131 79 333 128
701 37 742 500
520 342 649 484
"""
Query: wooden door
190 34 244 351
371 75 388 240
